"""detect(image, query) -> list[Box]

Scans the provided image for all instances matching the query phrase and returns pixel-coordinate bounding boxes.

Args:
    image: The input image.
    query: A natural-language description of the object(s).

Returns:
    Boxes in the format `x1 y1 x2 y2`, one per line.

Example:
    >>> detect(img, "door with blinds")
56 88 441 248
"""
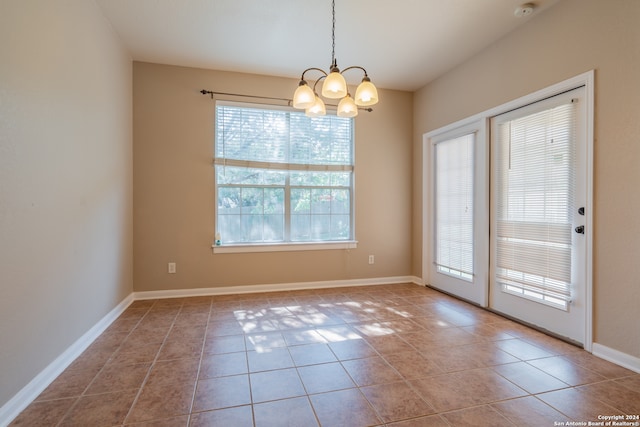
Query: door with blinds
428 122 488 306
490 87 587 344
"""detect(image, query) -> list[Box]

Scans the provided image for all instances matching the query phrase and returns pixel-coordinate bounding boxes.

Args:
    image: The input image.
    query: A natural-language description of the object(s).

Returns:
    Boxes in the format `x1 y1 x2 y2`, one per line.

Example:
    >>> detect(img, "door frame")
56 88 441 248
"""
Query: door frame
422 70 594 351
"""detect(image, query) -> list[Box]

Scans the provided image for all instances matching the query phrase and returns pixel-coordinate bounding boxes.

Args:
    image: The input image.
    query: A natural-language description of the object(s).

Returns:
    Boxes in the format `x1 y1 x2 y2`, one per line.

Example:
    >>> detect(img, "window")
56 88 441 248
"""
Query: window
434 133 475 281
215 102 354 249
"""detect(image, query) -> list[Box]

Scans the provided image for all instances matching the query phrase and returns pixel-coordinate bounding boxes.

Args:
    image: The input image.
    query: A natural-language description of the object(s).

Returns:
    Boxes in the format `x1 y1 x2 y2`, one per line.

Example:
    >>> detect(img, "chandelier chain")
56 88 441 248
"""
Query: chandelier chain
331 0 336 66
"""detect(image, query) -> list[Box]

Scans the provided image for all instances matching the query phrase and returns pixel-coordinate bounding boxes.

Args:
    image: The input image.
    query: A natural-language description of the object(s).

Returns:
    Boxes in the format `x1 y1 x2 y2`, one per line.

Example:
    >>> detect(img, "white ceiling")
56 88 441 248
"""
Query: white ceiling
96 0 560 92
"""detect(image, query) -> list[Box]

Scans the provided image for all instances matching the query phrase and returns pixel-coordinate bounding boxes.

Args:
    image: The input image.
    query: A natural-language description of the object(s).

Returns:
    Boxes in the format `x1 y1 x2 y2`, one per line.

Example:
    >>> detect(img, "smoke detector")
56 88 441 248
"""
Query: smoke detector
514 3 535 17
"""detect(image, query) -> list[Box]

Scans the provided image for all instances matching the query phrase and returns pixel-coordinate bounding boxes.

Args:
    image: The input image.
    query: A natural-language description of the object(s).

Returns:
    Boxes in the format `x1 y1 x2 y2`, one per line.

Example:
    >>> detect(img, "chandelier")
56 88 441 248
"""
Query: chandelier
292 0 379 118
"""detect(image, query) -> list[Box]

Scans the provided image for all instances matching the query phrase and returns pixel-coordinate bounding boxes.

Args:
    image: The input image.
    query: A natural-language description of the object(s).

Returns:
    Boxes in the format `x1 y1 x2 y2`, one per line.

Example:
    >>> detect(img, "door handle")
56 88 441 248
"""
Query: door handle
575 225 584 234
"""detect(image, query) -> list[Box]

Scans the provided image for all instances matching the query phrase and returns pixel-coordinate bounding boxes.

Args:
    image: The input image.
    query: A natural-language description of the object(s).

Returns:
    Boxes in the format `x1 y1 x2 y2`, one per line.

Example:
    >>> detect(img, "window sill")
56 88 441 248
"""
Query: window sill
212 240 358 254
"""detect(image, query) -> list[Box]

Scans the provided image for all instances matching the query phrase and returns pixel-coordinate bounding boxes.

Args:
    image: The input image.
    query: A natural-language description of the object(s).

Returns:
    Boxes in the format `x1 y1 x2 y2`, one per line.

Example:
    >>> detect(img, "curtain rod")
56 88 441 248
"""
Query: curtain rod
200 89 373 112
200 90 291 104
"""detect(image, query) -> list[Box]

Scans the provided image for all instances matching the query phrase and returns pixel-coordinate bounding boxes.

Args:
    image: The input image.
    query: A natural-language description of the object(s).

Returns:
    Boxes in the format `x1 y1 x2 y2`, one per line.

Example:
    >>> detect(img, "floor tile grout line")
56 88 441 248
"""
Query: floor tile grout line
185 298 214 424
520 358 582 388
242 331 257 426
489 363 573 395
288 354 324 427
327 329 440 423
53 302 155 427
121 299 186 425
529 392 580 422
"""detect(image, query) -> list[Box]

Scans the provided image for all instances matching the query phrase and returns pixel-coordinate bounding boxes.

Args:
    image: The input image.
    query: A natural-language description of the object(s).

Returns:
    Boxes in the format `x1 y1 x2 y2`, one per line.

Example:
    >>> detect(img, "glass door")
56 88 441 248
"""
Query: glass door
489 87 587 344
427 122 488 306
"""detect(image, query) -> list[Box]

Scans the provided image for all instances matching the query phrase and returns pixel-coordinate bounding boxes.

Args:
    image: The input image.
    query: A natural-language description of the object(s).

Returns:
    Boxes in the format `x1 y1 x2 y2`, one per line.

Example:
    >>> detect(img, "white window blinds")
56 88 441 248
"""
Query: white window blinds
434 133 475 281
494 101 577 308
215 103 353 171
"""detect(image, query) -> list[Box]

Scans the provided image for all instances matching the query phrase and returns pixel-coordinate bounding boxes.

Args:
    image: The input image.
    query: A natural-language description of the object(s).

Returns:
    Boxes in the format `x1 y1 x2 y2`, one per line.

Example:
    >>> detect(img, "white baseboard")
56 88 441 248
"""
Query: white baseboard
0 294 134 427
412 276 425 286
592 343 640 374
134 275 421 300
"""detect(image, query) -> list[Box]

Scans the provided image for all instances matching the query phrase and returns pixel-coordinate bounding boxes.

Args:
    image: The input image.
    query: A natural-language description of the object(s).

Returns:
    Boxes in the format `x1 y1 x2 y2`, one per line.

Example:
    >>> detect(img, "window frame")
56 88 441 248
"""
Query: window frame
213 100 358 253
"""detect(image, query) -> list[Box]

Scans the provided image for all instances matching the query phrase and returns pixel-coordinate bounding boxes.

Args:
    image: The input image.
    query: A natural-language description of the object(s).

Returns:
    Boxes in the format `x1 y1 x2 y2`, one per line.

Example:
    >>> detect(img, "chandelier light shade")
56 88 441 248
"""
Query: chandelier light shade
306 95 327 117
322 68 348 99
292 0 378 118
354 76 378 107
293 82 316 109
337 94 358 117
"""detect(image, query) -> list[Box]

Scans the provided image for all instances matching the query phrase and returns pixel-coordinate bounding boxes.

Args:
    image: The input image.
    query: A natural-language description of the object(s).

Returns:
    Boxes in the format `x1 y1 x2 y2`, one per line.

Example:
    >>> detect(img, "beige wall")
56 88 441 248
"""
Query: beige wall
133 63 413 292
413 0 640 358
0 0 132 408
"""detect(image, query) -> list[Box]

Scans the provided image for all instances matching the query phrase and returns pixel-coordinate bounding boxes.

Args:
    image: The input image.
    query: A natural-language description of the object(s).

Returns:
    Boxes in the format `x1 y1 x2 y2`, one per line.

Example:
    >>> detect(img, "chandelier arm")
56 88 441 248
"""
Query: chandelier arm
312 75 327 92
340 65 369 77
300 67 329 81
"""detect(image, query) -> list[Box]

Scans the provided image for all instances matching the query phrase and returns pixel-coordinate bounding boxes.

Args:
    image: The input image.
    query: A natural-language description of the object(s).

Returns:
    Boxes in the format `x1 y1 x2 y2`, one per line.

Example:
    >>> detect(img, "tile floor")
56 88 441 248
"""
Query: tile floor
10 283 640 426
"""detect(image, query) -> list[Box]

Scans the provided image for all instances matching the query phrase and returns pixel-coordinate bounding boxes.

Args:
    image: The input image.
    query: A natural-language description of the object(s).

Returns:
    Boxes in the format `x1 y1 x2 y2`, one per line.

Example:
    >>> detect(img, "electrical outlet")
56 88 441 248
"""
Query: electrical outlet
368 255 375 265
168 262 176 274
